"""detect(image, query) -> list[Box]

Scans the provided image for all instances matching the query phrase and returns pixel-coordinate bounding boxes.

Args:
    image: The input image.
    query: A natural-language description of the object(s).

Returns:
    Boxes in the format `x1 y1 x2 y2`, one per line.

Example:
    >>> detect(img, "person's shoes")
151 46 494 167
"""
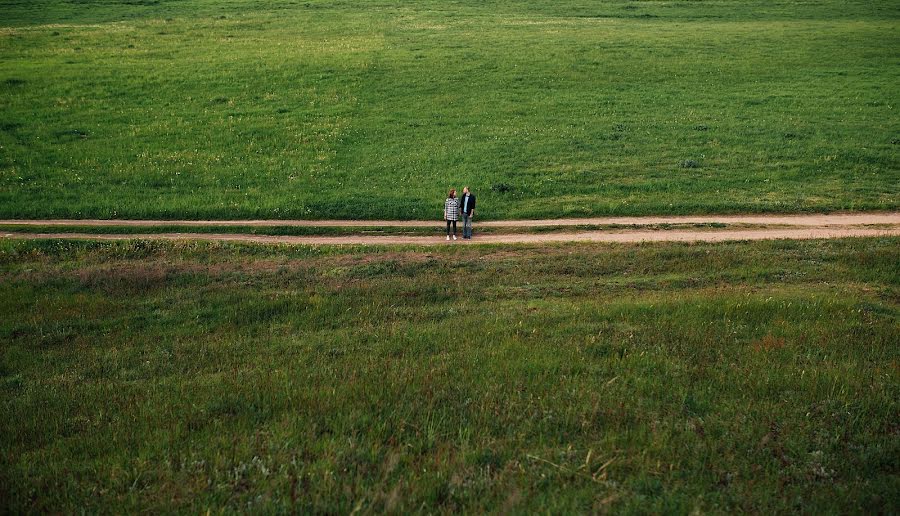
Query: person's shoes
452 235 457 240
446 235 450 241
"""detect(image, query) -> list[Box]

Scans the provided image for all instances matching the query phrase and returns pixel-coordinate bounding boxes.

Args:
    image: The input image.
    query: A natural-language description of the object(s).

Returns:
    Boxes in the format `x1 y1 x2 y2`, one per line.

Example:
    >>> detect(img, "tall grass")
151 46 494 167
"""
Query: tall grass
1 237 897 512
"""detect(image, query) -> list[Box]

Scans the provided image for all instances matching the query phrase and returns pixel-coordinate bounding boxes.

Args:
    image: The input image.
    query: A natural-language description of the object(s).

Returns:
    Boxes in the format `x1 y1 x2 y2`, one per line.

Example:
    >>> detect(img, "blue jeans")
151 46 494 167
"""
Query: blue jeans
462 214 473 238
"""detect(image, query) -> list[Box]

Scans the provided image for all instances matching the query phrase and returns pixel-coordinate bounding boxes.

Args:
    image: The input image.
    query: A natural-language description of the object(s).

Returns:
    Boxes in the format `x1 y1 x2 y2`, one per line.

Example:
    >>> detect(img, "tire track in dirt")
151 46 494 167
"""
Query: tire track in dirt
1 212 898 228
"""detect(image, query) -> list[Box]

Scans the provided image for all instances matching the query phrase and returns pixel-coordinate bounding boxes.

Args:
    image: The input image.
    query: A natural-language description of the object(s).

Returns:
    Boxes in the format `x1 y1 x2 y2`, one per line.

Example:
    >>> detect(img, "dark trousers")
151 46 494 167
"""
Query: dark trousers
446 220 457 235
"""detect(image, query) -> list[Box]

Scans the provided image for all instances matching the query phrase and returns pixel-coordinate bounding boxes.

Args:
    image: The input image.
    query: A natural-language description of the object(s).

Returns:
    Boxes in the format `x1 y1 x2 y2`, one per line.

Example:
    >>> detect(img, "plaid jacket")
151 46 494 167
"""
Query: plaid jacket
444 197 460 221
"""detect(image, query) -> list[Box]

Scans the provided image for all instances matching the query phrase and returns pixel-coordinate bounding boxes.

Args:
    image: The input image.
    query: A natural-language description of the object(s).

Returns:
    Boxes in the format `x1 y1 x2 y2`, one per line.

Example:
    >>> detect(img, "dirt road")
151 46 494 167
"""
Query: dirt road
2 213 898 245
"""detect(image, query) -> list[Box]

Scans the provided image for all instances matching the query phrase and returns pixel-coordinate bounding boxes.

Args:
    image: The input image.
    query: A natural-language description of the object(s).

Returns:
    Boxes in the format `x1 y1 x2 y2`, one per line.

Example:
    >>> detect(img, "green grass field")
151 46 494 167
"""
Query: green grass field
1 0 898 219
2 1 898 513
1 237 898 512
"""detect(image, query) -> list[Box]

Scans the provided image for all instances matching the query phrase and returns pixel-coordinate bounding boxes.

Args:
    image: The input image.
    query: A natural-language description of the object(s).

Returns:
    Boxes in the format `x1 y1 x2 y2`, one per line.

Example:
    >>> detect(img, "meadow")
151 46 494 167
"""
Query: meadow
1 0 898 513
1 0 898 220
1 237 898 512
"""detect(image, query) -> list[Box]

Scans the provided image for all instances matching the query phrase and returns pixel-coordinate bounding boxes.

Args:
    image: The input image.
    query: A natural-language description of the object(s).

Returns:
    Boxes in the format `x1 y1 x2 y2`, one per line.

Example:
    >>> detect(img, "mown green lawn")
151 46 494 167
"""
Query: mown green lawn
1 237 897 512
1 0 898 219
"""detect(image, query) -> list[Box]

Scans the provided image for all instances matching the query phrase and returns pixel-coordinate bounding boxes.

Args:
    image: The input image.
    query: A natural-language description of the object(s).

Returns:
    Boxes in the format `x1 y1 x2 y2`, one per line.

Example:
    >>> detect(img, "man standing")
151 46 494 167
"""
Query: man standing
460 186 476 239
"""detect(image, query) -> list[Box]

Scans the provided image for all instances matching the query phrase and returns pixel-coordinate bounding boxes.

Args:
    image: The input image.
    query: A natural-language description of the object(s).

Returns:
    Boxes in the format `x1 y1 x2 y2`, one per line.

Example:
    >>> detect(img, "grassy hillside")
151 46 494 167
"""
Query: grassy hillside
1 237 898 512
0 0 898 219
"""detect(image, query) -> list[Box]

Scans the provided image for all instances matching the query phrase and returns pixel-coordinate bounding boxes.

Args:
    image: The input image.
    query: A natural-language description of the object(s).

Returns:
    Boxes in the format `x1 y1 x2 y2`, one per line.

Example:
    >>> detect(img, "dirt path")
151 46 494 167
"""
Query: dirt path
3 227 898 246
1 212 898 228
2 213 897 245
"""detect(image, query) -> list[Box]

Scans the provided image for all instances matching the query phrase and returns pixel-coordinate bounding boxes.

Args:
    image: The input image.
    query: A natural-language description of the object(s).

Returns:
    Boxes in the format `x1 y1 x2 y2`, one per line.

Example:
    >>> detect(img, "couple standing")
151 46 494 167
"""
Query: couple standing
443 187 476 240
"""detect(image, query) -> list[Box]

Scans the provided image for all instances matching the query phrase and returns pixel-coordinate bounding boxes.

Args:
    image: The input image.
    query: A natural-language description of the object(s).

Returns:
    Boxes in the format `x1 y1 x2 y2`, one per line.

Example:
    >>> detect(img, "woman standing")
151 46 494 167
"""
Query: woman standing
444 189 460 241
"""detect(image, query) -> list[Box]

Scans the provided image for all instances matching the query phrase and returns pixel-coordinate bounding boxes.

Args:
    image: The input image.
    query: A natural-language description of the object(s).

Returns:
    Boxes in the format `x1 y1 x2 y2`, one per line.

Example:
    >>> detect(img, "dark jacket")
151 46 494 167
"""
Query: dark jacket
460 193 476 216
